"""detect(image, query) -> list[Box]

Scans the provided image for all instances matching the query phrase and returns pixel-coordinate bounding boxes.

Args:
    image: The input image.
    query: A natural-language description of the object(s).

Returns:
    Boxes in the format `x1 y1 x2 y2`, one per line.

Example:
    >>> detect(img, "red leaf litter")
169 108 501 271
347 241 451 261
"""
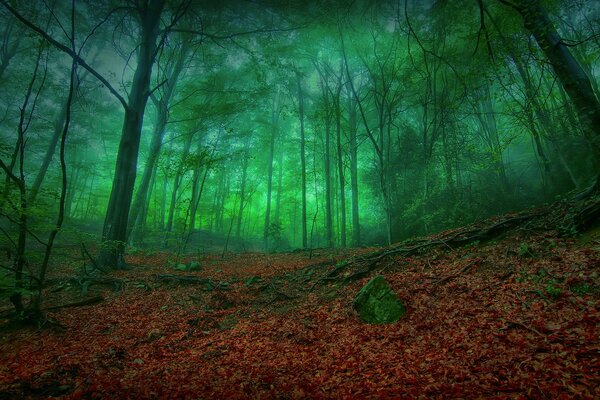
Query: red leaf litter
0 234 598 399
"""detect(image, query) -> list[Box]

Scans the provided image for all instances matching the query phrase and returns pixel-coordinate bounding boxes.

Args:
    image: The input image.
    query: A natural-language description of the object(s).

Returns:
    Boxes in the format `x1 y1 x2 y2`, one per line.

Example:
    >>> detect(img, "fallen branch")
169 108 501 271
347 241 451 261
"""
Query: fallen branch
503 319 546 340
76 276 123 296
44 295 104 311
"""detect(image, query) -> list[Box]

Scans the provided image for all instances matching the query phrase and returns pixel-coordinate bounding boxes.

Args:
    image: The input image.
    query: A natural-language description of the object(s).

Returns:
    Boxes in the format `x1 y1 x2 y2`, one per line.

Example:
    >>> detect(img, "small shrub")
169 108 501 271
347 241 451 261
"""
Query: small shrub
518 243 535 258
545 281 561 299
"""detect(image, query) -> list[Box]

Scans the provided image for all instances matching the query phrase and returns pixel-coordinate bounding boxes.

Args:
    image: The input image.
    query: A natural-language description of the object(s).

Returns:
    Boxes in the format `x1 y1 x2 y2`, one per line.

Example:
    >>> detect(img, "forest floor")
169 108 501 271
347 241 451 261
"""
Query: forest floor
0 204 599 398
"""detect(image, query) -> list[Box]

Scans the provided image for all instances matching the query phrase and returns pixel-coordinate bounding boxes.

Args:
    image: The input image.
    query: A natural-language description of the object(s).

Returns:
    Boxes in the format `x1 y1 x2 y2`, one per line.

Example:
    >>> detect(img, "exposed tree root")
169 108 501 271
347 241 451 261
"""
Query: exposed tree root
308 196 600 289
44 295 104 311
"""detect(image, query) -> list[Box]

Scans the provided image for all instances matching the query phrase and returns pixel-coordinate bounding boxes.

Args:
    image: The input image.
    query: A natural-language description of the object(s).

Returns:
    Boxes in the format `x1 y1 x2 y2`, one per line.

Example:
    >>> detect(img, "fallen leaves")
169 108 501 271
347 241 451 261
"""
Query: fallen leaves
0 234 598 398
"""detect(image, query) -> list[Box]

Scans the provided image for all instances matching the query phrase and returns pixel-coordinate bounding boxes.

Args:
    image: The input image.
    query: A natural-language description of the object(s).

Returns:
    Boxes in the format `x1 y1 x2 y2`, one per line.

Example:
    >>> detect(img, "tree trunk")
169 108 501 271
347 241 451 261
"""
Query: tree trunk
165 133 194 236
347 84 360 247
335 83 346 248
0 19 22 80
98 1 165 268
325 110 334 248
316 70 334 249
236 149 249 239
274 145 284 225
264 88 280 251
128 41 189 239
507 0 600 158
296 71 308 249
28 104 66 204
189 158 202 232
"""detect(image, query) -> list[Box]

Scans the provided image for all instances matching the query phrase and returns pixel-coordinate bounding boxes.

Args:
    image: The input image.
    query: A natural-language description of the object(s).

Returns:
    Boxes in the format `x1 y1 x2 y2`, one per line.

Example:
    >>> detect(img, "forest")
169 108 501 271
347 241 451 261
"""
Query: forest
0 0 599 398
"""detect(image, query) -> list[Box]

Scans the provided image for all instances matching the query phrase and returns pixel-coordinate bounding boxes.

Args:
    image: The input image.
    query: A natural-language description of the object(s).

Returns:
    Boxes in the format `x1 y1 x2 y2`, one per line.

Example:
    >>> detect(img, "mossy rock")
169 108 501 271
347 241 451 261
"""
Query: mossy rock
175 261 201 272
353 275 406 324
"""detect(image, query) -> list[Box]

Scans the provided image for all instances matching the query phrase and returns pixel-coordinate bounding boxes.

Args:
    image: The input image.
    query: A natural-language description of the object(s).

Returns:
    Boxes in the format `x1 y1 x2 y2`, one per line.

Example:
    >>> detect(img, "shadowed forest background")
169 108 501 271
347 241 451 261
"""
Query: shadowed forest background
1 0 598 259
0 0 599 397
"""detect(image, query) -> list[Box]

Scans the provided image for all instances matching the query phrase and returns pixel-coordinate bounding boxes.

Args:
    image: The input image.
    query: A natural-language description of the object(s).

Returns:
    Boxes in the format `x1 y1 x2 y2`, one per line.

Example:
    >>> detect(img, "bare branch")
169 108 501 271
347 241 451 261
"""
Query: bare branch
0 0 129 110
148 78 169 97
169 24 305 41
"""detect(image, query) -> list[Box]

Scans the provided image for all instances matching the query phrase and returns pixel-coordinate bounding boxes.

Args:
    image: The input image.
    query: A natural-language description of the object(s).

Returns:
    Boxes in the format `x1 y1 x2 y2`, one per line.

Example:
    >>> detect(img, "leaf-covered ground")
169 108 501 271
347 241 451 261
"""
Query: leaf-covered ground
0 229 599 399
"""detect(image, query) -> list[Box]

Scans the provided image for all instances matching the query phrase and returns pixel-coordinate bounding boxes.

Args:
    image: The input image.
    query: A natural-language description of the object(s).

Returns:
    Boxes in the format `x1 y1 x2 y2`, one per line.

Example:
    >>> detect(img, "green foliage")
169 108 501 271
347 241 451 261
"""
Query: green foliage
569 282 595 296
518 243 535 258
0 272 35 301
266 223 289 253
1 0 598 257
515 268 528 284
545 281 562 299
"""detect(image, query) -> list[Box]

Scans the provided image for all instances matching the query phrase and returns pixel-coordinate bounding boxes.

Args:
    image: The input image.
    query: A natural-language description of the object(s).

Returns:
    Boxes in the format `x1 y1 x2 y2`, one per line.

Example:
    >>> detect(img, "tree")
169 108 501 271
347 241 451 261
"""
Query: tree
97 0 169 268
295 69 309 248
0 2 77 319
128 35 192 241
497 0 600 190
264 86 282 251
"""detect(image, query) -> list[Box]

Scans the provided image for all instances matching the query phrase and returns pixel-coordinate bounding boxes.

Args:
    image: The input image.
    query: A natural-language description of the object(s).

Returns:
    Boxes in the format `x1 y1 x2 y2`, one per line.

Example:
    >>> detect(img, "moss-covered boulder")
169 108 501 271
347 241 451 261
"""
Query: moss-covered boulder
188 261 201 271
353 275 406 324
174 261 201 272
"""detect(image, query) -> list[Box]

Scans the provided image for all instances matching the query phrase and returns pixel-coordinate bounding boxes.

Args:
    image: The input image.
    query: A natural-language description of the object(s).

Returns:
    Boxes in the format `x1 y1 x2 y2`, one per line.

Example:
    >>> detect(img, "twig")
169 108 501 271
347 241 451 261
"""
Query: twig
503 319 546 340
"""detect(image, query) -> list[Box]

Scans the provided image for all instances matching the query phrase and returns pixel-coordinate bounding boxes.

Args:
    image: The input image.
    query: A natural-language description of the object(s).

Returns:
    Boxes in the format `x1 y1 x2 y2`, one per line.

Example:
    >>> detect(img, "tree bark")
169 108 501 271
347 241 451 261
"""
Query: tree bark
165 133 194 236
98 0 165 269
335 74 346 248
128 40 190 240
504 0 600 158
296 71 308 249
347 83 360 247
264 88 280 251
28 102 66 205
236 148 249 239
0 19 22 80
316 67 334 248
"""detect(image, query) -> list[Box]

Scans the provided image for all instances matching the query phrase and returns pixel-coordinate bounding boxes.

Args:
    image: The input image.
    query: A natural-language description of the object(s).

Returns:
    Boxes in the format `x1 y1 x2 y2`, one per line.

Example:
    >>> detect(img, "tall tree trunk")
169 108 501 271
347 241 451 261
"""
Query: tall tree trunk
28 104 66 204
347 84 360 247
129 108 168 238
64 149 80 218
335 85 346 248
0 19 21 80
274 145 284 225
236 149 249 239
83 174 96 220
217 172 229 233
159 161 169 230
324 111 333 248
98 0 165 268
264 88 280 251
504 0 600 162
189 158 202 232
296 71 308 249
128 41 190 239
316 69 334 249
131 161 156 245
474 86 509 193
165 133 194 236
